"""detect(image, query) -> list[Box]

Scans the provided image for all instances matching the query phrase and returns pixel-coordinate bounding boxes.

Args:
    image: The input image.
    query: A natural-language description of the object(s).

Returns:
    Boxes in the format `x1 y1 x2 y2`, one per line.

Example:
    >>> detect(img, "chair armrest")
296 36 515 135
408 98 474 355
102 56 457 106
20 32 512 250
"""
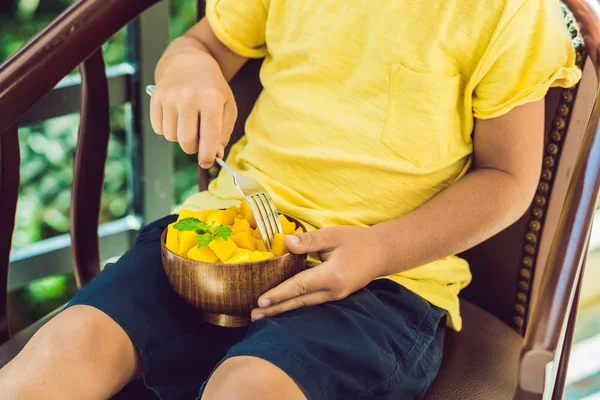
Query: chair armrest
520 116 599 394
519 20 600 395
0 0 161 133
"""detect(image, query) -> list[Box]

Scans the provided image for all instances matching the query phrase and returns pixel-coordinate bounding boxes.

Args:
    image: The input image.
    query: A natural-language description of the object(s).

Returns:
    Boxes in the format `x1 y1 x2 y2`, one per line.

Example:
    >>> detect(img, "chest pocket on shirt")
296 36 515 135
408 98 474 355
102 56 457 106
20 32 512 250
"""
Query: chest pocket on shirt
382 63 463 169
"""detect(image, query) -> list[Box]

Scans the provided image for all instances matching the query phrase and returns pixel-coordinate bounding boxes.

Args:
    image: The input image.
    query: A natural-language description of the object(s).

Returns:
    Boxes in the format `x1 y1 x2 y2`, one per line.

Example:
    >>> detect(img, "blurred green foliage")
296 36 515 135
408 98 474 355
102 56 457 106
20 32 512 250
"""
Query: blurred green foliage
13 108 131 248
1 0 199 328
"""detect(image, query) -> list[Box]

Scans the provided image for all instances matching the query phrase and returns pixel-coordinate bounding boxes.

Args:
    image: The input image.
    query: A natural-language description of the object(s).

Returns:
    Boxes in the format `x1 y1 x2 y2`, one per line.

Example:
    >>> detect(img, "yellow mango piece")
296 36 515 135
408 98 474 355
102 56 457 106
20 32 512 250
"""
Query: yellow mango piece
252 228 263 240
232 218 252 235
240 200 257 228
231 232 256 251
228 205 241 215
231 247 252 257
166 223 180 253
293 226 303 234
225 252 251 264
178 231 199 255
222 209 237 226
186 246 219 263
205 210 223 226
271 233 288 256
208 238 238 262
178 209 213 222
249 251 266 261
250 251 275 261
255 238 267 251
278 214 297 234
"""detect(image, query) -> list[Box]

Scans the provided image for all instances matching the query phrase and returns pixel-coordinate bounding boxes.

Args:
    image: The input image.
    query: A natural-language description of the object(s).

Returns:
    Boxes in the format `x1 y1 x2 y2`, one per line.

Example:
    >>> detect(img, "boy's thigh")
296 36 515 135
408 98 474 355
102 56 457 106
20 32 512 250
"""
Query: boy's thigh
203 279 446 400
67 214 200 351
67 215 243 399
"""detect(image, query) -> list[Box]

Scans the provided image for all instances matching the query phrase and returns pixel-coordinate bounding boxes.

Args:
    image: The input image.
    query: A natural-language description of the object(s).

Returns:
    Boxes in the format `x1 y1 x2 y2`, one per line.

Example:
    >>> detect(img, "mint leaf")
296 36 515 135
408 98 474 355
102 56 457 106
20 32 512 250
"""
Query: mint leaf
213 225 232 241
176 216 232 248
174 217 204 232
196 233 213 248
174 217 213 235
206 221 219 233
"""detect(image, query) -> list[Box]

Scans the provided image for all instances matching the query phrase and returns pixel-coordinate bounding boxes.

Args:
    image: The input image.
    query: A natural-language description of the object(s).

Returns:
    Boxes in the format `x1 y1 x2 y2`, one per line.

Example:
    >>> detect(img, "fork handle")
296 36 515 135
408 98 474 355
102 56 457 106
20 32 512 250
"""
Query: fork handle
214 157 236 175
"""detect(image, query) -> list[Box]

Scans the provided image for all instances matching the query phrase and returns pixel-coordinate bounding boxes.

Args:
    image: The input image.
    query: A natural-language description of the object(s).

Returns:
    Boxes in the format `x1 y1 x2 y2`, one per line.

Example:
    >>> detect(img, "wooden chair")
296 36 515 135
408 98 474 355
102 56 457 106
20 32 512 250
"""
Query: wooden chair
1 1 599 399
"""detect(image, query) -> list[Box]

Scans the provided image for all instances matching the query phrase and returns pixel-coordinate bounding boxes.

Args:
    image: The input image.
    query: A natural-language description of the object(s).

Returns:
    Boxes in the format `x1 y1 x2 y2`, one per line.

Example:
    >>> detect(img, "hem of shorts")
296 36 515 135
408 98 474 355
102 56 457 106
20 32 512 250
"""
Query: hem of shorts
62 300 164 399
196 341 325 400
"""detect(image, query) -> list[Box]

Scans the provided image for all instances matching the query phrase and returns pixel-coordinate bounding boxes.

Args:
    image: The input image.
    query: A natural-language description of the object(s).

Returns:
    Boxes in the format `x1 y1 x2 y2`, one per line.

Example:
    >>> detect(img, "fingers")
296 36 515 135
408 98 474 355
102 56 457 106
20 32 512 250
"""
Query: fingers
162 105 178 142
177 107 200 154
257 265 331 308
251 291 331 321
222 100 237 144
198 101 224 168
149 84 237 166
150 93 163 135
284 229 338 255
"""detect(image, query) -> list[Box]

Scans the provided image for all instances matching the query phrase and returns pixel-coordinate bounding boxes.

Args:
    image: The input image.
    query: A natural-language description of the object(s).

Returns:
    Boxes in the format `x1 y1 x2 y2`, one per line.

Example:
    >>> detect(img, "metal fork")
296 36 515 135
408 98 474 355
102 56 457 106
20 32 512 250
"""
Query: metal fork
145 85 282 250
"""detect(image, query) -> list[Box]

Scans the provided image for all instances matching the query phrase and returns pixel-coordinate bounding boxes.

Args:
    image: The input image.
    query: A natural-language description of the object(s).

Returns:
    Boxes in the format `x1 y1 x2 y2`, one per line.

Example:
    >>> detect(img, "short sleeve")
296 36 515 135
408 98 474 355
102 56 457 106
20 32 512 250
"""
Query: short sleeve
472 0 582 119
205 0 268 58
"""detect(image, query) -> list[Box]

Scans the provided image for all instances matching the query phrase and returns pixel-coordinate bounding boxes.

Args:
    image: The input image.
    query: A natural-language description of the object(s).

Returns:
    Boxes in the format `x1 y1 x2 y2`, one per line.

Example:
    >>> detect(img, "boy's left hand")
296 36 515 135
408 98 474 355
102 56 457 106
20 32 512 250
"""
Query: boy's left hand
251 226 386 321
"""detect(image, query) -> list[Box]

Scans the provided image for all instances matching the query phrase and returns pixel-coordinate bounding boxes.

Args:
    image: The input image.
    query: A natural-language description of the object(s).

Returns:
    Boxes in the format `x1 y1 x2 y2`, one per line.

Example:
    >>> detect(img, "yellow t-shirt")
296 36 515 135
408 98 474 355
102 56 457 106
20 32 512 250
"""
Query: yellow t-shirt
184 0 582 330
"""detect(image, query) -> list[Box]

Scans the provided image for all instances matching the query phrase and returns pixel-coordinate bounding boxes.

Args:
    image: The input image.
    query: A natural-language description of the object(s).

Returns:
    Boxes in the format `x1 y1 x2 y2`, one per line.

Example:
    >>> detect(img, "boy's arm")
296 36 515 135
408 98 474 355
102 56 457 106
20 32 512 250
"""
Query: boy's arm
155 18 248 83
252 100 544 319
372 99 544 276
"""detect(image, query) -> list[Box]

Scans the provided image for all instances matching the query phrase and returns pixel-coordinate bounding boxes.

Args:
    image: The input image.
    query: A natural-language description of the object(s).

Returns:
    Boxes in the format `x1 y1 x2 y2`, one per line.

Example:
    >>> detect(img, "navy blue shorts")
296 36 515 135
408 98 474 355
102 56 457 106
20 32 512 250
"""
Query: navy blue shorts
67 215 446 400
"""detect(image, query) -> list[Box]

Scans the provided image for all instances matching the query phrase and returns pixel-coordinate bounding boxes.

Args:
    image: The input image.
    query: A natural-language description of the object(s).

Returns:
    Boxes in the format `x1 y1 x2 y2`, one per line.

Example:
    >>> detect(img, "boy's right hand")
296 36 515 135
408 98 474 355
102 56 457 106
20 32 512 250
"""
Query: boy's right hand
149 54 238 168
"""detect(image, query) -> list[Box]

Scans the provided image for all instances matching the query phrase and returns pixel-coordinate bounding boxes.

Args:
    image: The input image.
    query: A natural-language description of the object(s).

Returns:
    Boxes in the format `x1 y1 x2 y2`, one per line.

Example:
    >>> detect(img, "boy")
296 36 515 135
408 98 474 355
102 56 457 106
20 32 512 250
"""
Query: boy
0 0 581 399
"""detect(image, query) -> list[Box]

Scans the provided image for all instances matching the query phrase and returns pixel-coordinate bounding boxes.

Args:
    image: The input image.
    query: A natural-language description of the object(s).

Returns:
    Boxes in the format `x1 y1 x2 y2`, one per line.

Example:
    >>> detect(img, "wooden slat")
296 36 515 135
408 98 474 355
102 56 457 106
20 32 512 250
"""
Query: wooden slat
70 49 110 287
0 125 20 341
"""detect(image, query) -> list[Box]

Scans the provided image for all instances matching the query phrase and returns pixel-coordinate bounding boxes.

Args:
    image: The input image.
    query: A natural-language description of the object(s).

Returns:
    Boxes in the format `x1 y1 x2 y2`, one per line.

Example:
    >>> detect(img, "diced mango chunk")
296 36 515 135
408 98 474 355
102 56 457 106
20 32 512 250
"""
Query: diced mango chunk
240 200 257 228
270 233 288 256
232 218 252 235
186 246 219 263
166 223 179 253
230 248 252 259
228 205 241 215
249 251 265 261
252 227 263 240
178 231 199 254
222 209 237 225
226 248 253 263
177 209 212 222
231 232 256 251
205 210 223 226
255 238 267 251
225 252 251 264
278 214 297 234
208 238 238 262
249 251 275 261
293 226 303 234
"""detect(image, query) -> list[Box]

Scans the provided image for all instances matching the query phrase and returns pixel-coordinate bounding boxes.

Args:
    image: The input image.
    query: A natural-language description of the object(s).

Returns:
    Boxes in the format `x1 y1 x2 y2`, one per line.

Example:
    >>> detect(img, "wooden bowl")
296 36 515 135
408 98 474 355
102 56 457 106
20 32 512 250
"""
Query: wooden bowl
161 216 307 328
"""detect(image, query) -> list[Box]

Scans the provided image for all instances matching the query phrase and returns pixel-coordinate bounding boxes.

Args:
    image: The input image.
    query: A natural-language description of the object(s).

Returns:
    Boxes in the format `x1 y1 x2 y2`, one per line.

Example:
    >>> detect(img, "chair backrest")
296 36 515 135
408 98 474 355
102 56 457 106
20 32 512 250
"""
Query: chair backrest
460 4 597 335
0 0 162 342
196 1 594 336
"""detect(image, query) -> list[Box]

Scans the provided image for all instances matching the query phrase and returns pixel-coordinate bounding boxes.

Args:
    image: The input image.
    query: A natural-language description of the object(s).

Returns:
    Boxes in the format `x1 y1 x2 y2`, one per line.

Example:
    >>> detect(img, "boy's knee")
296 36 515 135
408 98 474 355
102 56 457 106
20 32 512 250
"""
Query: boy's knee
37 305 137 368
202 356 305 400
41 306 106 351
